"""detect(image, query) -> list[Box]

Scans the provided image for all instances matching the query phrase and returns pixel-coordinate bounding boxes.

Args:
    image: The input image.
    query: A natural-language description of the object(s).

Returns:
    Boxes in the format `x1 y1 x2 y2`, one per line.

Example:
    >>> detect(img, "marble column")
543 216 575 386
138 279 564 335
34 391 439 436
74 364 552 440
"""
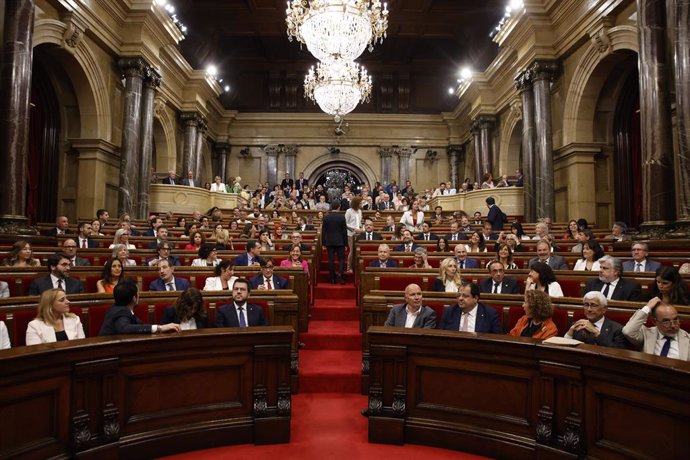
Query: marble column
530 60 559 220
180 112 201 183
477 116 495 178
673 0 690 222
378 146 393 185
264 145 280 187
516 70 537 222
447 145 463 191
214 142 230 183
397 147 412 186
471 126 482 184
284 145 298 179
0 0 35 232
136 68 161 220
194 119 207 183
117 57 147 216
636 0 676 229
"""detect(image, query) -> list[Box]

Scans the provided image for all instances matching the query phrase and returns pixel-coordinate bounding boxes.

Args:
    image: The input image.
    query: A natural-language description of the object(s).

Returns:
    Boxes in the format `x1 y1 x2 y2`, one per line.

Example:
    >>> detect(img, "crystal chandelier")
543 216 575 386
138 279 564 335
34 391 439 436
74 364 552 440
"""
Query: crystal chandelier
286 0 389 63
304 60 372 122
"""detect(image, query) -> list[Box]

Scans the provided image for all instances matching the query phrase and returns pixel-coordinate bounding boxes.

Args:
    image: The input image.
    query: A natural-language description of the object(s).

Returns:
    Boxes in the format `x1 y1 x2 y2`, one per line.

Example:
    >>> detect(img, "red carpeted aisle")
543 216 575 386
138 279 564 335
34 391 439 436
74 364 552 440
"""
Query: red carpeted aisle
160 265 491 460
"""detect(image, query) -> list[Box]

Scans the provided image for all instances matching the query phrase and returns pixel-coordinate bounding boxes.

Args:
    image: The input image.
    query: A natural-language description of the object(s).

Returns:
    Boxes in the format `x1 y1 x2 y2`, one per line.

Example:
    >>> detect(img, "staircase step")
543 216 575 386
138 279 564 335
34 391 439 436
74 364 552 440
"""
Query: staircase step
311 305 359 321
300 321 361 350
315 283 357 298
299 350 361 393
317 270 355 283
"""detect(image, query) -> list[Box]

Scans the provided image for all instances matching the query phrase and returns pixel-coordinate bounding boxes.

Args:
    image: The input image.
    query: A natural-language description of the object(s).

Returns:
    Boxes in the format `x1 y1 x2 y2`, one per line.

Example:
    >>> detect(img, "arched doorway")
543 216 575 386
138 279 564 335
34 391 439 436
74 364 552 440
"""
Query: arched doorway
309 160 370 194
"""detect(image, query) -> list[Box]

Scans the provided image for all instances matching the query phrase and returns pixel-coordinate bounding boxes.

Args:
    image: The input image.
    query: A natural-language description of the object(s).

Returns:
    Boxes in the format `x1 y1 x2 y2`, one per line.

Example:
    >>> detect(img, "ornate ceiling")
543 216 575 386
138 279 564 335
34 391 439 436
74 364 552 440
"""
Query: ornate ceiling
175 0 505 114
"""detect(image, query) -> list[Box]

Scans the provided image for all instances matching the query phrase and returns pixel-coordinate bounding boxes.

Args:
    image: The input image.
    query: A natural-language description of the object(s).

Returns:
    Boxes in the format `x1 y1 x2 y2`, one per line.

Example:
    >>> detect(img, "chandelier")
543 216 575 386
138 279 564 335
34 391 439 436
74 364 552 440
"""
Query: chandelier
286 0 389 63
304 60 372 122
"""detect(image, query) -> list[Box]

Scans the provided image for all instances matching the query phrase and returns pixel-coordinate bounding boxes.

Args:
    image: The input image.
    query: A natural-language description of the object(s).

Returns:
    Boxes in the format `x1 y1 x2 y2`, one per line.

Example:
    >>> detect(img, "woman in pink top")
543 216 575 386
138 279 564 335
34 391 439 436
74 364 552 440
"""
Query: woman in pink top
280 244 309 281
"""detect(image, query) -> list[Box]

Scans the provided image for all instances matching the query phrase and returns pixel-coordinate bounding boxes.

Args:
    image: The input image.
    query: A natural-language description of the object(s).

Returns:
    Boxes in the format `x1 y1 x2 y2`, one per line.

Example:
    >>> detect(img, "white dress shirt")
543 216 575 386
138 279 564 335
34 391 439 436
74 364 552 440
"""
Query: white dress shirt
460 305 478 332
235 303 249 326
404 306 421 328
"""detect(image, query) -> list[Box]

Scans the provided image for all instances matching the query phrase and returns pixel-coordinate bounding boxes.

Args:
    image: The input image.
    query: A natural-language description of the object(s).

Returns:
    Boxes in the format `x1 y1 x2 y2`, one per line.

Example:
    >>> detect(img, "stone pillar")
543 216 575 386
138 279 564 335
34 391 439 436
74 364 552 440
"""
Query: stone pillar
378 146 393 185
530 60 559 220
136 68 160 220
180 112 201 183
0 0 35 232
447 145 463 191
284 145 298 179
516 70 537 222
117 57 147 216
194 119 207 183
478 116 496 178
673 0 690 223
397 147 412 186
214 142 230 183
471 126 481 184
264 145 280 186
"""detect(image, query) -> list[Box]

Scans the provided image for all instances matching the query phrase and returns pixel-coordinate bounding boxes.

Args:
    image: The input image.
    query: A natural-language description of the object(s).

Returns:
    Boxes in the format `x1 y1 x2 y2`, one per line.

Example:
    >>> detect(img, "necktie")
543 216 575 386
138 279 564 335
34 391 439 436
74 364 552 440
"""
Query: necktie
81 239 87 249
459 260 464 269
425 235 429 241
660 337 672 357
460 312 469 332
381 262 386 268
166 282 174 291
493 282 499 294
452 235 457 241
57 279 63 290
266 279 273 290
367 233 372 240
602 282 611 298
406 244 411 252
635 262 642 272
238 307 247 327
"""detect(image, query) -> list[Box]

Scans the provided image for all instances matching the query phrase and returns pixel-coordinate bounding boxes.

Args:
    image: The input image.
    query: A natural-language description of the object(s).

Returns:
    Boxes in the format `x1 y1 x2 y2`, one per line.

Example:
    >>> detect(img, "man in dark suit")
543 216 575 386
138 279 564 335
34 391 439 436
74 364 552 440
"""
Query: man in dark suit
444 222 468 242
393 229 421 252
384 284 437 328
148 259 191 291
439 282 503 333
382 215 396 232
482 222 498 241
453 244 479 269
61 239 90 266
181 170 198 187
486 196 506 231
528 240 569 270
144 216 164 237
28 253 84 295
280 172 294 191
249 258 289 290
76 221 98 248
146 241 181 267
584 255 641 301
234 240 262 266
357 219 383 241
622 242 662 273
321 201 348 284
43 215 74 236
215 279 267 327
295 172 308 190
564 291 628 348
479 260 520 294
417 222 439 241
368 244 399 268
100 279 181 335
515 168 524 187
294 216 315 231
283 232 310 252
161 170 177 185
377 194 393 210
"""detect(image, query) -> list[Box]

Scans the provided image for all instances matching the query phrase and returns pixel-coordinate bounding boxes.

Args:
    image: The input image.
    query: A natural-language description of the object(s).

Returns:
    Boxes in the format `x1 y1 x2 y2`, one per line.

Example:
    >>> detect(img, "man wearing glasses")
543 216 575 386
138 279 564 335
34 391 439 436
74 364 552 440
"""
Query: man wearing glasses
248 258 288 290
147 241 181 267
564 291 627 348
623 297 690 360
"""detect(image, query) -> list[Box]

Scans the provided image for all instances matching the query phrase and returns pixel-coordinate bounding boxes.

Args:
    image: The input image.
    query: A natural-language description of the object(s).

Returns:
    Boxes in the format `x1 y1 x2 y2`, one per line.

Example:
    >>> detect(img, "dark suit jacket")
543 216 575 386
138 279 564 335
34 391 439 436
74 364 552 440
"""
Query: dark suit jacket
384 304 436 328
439 303 503 333
455 258 479 269
160 305 208 328
528 255 569 270
215 303 267 327
479 277 520 295
417 233 439 241
248 274 289 290
43 228 74 236
487 204 506 231
584 278 642 301
280 179 294 190
357 232 383 241
234 252 260 266
571 317 628 348
377 201 393 211
282 242 309 252
143 229 156 237
146 255 181 266
383 225 396 232
181 178 198 187
393 242 421 252
444 232 468 241
622 259 662 273
28 276 84 296
149 277 191 292
296 224 315 231
295 178 309 190
516 176 524 187
99 305 151 335
321 212 348 247
72 257 90 267
78 237 99 248
368 259 399 268
161 177 177 185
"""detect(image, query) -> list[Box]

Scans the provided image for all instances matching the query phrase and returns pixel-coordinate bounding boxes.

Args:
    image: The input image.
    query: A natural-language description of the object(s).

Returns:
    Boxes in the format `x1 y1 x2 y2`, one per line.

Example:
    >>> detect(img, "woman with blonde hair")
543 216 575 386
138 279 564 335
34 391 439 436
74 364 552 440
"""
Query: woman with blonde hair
432 257 463 292
25 289 85 345
210 176 227 193
109 228 136 249
509 290 558 339
112 244 137 266
3 239 41 267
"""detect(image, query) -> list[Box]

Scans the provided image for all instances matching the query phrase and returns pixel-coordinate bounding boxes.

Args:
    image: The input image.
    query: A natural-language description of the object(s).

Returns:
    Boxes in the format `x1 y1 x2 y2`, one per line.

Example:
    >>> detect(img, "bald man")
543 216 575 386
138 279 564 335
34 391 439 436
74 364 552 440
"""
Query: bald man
623 298 690 360
383 284 437 328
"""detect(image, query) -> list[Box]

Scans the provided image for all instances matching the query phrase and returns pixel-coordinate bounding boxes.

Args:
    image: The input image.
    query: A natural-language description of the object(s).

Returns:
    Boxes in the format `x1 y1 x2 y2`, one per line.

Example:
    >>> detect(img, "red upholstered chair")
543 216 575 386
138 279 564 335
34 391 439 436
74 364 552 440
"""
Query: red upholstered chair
141 275 159 291
551 309 568 335
558 280 583 298
12 310 37 347
133 304 150 323
249 300 270 324
83 275 101 294
88 304 113 336
507 306 524 331
425 302 447 325
153 303 174 323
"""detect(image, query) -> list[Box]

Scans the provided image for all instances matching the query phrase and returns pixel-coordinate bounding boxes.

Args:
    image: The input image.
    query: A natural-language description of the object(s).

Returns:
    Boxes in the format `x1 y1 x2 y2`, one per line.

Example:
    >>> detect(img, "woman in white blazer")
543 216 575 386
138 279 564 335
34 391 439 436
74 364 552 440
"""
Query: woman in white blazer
26 289 85 345
0 320 10 348
203 260 238 291
210 176 227 193
399 201 424 232
191 243 222 267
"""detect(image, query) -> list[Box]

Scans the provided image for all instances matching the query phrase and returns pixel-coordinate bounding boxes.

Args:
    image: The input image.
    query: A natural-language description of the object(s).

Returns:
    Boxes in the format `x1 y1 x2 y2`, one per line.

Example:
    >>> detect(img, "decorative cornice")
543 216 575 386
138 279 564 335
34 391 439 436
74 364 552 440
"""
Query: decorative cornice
179 111 204 128
377 146 394 158
143 67 162 89
472 115 497 131
448 144 464 154
61 13 86 52
118 56 148 79
528 60 560 82
514 68 533 92
214 142 231 155
588 16 616 55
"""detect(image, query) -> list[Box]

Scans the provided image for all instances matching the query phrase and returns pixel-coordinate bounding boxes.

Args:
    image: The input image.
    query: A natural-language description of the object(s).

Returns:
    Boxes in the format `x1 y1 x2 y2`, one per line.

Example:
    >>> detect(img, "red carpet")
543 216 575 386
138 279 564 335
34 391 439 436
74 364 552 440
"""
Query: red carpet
159 269 491 459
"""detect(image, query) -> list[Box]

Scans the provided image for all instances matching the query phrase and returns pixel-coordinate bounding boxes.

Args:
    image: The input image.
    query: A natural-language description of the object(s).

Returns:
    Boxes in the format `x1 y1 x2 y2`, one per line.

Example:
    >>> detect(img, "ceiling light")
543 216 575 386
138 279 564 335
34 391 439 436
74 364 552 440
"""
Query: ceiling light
448 87 454 95
304 60 372 122
206 65 218 77
224 85 230 92
460 67 472 79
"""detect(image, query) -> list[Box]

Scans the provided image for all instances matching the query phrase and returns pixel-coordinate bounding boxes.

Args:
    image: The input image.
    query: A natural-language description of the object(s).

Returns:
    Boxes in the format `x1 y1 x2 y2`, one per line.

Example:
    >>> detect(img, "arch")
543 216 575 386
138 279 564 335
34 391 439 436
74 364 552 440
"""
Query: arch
562 25 638 145
302 151 378 188
33 19 112 140
498 107 523 176
153 102 178 172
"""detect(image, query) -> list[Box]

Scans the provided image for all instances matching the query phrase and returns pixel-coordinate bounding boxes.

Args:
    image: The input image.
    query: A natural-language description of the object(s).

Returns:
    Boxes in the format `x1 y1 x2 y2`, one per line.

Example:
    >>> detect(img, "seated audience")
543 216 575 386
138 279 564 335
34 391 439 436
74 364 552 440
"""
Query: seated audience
623 242 661 273
43 215 73 236
210 176 227 193
97 258 125 293
76 221 97 248
0 281 8 298
62 239 89 266
409 247 432 269
185 231 206 251
436 237 450 252
249 258 289 290
508 290 558 339
368 244 398 268
480 260 520 294
570 228 595 253
112 244 136 267
160 288 208 330
564 291 628 348
649 266 690 305
28 253 84 296
481 222 497 242
234 240 262 266
258 229 275 251
510 221 529 240
203 260 238 291
491 243 518 270
357 219 382 241
3 239 41 267
384 283 437 328
573 240 604 271
584 255 642 301
25 288 85 345
453 244 478 269
382 215 396 232
147 241 181 267
432 257 463 293
191 243 221 267
481 173 495 189
215 279 267 327
467 230 487 253
623 297 689 360
605 221 630 242
528 240 569 270
108 228 136 250
214 228 234 250
532 222 548 240
0 320 9 348
525 262 564 297
149 259 191 291
495 174 510 188
444 222 467 242
399 202 424 232
440 281 503 333
280 244 310 279
99 280 181 335
563 220 579 240
393 229 421 252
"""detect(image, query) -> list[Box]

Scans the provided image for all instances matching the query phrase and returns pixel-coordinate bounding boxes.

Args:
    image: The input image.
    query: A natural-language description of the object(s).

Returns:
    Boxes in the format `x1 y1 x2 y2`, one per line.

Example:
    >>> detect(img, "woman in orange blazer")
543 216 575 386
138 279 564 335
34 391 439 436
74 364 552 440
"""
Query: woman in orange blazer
509 289 558 339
